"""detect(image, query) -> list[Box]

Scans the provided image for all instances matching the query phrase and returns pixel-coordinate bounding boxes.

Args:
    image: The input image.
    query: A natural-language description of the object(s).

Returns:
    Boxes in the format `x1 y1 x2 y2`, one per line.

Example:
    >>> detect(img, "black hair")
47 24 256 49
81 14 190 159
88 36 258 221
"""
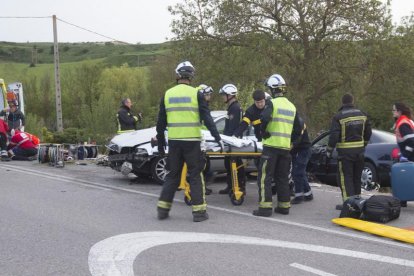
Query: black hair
342 93 354 105
252 90 265 101
394 102 412 119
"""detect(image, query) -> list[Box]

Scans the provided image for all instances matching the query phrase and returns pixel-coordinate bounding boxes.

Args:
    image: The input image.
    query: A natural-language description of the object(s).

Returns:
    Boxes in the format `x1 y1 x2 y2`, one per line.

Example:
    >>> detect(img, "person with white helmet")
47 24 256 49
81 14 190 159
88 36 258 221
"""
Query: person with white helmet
197 84 215 195
252 74 302 217
218 83 246 195
197 84 214 104
156 61 223 222
234 89 270 141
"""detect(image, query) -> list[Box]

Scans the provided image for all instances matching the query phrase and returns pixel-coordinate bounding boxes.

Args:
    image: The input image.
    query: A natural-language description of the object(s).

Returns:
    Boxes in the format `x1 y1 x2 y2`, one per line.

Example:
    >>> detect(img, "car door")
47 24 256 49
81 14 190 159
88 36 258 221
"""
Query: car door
309 132 338 179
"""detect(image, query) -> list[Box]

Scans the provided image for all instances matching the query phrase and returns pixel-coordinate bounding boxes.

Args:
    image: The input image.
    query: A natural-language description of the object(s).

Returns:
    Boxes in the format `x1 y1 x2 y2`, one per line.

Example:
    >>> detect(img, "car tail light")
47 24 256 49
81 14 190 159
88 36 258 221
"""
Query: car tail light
391 147 400 160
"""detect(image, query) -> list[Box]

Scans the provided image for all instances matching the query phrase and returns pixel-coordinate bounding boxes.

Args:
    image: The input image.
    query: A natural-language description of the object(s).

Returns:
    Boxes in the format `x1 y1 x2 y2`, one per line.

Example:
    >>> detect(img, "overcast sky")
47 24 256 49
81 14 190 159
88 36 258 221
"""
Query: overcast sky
0 0 413 44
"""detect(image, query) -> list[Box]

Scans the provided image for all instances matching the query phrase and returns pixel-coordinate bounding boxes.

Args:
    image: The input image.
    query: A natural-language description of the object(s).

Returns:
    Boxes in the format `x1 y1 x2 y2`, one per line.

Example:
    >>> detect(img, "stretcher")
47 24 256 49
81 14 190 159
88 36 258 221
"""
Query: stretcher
332 217 414 244
179 150 261 206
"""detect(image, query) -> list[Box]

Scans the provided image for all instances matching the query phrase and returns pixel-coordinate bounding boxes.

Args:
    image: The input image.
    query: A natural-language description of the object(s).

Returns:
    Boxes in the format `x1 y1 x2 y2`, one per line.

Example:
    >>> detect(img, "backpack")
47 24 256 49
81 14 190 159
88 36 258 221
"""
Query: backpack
339 195 366 219
362 195 401 223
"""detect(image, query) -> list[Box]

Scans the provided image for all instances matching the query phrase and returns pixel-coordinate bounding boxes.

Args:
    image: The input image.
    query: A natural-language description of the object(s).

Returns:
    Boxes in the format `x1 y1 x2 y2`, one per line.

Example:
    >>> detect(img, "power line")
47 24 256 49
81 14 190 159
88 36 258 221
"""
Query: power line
0 15 171 58
0 16 51 19
56 17 129 45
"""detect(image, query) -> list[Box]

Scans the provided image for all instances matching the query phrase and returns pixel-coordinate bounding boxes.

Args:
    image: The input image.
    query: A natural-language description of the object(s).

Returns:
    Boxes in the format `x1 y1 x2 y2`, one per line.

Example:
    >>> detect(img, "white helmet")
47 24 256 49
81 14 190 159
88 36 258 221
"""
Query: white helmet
175 61 195 80
266 74 286 89
219 84 238 96
198 84 214 95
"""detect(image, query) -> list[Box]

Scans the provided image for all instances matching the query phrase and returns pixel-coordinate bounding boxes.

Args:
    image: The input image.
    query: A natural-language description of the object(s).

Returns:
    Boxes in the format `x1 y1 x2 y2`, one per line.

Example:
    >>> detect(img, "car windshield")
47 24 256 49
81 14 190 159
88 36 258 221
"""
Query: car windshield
313 129 395 146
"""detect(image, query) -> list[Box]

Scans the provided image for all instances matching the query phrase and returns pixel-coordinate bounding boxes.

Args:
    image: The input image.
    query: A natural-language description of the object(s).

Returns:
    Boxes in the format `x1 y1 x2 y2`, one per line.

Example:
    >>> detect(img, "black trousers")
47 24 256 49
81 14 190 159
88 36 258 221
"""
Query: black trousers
257 146 291 209
224 156 246 191
337 153 364 201
0 133 7 151
158 140 206 212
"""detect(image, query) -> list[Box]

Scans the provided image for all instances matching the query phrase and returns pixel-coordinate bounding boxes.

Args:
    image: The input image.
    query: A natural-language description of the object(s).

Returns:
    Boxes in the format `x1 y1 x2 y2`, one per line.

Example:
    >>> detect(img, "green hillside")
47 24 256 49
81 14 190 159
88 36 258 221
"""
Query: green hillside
0 41 172 67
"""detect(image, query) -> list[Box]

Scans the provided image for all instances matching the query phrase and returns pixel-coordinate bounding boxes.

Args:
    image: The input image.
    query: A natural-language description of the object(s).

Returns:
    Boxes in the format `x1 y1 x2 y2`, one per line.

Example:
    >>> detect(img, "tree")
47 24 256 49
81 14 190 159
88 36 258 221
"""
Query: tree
169 0 392 130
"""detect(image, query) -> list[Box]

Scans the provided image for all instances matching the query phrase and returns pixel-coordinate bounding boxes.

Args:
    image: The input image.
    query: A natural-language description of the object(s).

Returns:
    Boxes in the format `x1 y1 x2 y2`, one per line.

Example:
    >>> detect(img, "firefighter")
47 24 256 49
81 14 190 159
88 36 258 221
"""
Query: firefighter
327 93 372 210
156 61 223 222
391 102 414 207
252 74 302 217
197 84 214 195
290 115 313 204
116 98 142 134
234 90 270 141
218 84 246 195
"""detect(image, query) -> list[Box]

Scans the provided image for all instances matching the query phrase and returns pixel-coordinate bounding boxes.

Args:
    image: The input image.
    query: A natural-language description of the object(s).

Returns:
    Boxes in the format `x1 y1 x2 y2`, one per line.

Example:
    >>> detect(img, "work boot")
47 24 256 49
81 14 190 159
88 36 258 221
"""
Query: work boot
291 196 304 204
401 201 407 207
193 211 209 222
252 208 272 217
335 204 343 211
205 187 212 195
157 207 169 220
275 207 289 215
304 194 314 201
219 186 231 194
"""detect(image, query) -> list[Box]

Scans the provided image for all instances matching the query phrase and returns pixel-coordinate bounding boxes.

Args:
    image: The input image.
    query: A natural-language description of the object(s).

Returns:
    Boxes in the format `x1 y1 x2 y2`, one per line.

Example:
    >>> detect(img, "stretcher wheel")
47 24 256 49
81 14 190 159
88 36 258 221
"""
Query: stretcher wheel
184 196 192 206
230 194 244 206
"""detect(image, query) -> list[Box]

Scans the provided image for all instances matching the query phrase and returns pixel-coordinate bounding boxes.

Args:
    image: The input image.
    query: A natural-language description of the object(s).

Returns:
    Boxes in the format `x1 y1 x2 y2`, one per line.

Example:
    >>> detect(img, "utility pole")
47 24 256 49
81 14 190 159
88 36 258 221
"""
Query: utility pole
53 15 63 132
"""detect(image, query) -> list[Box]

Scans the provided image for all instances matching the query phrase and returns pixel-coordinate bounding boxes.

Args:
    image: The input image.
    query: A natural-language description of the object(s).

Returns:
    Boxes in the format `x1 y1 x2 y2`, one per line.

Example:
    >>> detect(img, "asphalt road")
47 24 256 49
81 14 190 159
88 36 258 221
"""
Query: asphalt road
1 160 414 276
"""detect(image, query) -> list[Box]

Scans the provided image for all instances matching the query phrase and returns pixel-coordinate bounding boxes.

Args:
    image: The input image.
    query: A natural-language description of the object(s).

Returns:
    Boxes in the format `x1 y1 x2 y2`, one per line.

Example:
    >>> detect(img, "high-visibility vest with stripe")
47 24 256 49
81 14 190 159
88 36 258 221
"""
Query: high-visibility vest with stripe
263 97 296 149
395 115 414 143
165 84 201 140
336 115 367 149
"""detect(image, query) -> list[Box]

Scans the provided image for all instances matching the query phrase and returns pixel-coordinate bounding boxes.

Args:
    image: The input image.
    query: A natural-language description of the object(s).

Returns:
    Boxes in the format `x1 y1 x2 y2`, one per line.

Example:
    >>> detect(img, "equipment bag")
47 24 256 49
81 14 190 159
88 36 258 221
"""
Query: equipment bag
362 195 401 223
339 196 366 219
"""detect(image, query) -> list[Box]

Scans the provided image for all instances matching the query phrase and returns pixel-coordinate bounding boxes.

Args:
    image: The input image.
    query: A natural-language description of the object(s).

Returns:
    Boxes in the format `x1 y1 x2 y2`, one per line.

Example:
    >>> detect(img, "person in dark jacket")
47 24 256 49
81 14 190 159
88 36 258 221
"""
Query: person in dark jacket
116 98 142 134
234 90 270 141
156 61 223 222
327 93 372 210
290 115 313 204
0 101 25 135
391 102 414 207
218 83 245 195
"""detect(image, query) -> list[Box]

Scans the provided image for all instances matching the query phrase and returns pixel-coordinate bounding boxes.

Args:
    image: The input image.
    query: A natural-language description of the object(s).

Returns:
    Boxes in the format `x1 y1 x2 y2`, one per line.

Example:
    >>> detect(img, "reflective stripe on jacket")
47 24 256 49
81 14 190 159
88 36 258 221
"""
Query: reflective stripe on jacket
263 97 296 149
165 84 201 140
395 115 414 143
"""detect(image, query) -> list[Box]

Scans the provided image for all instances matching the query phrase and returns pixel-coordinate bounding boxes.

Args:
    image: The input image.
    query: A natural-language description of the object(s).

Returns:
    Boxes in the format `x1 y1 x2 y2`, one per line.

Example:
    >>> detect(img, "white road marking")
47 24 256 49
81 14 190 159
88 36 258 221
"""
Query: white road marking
88 231 414 276
290 263 337 276
0 164 411 249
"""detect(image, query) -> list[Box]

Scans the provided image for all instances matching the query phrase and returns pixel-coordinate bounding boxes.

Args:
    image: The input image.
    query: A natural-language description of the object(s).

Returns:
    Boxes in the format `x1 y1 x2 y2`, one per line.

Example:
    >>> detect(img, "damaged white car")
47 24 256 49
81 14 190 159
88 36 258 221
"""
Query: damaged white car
106 111 260 184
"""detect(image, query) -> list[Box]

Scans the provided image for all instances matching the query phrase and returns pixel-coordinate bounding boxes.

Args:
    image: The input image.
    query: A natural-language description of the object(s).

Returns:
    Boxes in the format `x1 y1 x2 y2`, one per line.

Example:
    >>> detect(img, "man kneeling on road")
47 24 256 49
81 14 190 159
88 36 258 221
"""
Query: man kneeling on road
7 129 38 161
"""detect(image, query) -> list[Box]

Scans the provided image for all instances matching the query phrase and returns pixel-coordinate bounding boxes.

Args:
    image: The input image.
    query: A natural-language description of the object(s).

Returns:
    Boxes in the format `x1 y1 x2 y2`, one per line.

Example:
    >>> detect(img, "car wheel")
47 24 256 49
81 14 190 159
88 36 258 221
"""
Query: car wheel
151 156 168 185
361 162 379 191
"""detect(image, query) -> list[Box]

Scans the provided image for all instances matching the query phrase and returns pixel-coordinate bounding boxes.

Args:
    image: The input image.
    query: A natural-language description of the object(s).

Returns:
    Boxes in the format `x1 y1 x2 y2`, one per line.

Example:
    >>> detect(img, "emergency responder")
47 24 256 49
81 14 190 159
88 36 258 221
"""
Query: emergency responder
198 84 214 195
198 84 214 105
252 74 302 217
218 84 246 195
116 98 142 134
0 100 25 135
0 117 9 161
7 129 37 160
290 115 313 204
327 93 372 210
234 90 270 141
156 61 223 222
392 102 414 207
